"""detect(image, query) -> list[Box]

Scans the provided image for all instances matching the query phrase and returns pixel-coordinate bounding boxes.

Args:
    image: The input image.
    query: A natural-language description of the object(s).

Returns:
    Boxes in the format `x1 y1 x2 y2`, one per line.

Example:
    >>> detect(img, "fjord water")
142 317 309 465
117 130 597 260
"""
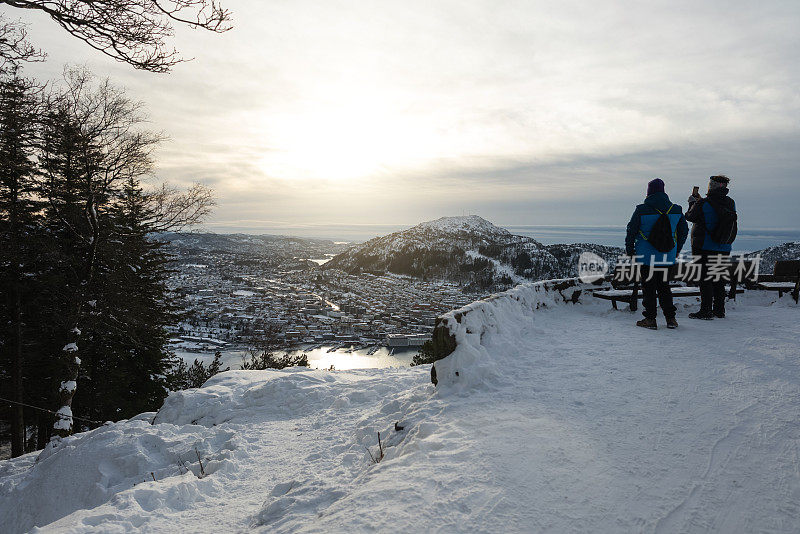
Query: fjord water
177 346 415 372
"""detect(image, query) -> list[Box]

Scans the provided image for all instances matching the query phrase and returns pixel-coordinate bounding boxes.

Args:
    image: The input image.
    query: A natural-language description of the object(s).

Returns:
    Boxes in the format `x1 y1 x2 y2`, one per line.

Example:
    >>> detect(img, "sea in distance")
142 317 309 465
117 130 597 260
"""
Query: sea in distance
507 226 800 253
215 223 800 252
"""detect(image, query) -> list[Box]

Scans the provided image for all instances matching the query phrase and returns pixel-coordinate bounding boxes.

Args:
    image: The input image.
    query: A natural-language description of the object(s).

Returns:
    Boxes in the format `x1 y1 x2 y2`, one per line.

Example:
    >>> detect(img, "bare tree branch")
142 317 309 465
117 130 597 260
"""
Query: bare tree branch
0 0 231 72
0 15 45 73
145 181 215 232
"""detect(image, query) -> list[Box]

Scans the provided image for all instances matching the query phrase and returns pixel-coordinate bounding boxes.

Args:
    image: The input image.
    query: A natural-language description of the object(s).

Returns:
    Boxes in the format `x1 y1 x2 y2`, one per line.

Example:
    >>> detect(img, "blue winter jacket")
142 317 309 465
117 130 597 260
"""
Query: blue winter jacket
625 192 689 265
685 188 736 253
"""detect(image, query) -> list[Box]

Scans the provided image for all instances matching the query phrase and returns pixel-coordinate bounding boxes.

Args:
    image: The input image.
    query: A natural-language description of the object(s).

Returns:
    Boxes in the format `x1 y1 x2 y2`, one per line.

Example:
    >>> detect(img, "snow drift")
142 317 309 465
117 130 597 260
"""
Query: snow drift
1 286 799 533
431 278 601 390
0 367 436 533
0 415 238 532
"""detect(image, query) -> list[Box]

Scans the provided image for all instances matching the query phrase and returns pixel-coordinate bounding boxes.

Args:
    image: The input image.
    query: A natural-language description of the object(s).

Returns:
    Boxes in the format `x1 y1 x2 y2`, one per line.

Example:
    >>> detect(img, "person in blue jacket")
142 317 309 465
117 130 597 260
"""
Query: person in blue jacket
625 178 689 330
685 175 736 319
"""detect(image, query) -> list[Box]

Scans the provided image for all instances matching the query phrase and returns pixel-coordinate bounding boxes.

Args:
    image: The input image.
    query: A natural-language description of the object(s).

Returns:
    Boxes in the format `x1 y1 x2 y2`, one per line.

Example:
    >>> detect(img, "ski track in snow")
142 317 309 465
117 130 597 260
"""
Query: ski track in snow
1 292 799 533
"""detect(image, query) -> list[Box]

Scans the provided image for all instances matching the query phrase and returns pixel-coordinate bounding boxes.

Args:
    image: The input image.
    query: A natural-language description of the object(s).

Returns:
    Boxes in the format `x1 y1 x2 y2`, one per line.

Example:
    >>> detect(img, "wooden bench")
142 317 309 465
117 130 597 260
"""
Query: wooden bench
724 258 760 299
595 285 693 310
593 265 682 311
593 262 749 311
756 260 800 303
673 258 759 300
593 265 639 310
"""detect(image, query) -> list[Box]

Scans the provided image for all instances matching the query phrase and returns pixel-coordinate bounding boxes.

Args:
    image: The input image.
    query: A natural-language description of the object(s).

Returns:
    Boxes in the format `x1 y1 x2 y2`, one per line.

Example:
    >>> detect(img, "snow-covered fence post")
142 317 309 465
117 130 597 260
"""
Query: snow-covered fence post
52 185 100 439
54 327 81 437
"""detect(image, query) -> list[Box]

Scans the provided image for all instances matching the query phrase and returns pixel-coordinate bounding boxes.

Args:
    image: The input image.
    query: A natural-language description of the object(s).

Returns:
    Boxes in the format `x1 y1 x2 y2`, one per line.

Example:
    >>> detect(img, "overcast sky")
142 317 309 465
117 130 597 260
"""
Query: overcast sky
5 0 799 236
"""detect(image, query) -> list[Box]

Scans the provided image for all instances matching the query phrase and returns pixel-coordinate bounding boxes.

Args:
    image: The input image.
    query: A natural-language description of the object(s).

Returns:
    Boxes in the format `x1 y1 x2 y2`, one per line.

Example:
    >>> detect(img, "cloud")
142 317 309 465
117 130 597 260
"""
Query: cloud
3 0 799 233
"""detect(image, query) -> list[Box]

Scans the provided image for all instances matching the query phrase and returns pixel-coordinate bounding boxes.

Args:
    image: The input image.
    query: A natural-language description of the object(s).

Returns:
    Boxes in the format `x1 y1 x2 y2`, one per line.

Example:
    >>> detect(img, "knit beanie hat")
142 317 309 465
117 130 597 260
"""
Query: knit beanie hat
709 175 730 191
647 178 665 196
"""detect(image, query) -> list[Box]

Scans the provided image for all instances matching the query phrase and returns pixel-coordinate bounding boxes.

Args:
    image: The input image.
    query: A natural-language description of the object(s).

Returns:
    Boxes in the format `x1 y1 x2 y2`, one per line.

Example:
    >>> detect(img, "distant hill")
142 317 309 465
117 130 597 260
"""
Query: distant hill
748 241 800 273
159 229 799 282
159 232 343 255
158 232 350 269
323 216 623 291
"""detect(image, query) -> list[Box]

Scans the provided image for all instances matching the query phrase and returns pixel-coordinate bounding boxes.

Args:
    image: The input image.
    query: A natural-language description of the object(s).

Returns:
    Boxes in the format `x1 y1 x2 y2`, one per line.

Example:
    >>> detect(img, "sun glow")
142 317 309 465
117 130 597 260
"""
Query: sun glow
257 91 440 182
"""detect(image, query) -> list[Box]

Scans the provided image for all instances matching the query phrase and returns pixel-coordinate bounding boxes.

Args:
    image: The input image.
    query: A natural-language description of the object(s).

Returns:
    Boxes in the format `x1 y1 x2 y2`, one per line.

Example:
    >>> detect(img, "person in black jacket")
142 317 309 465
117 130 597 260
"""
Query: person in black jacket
685 175 736 319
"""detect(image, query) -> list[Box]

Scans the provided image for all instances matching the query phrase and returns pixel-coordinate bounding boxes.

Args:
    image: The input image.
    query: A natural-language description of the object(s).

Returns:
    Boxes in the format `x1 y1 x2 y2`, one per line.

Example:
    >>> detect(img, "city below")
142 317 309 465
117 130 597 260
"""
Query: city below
163 232 480 369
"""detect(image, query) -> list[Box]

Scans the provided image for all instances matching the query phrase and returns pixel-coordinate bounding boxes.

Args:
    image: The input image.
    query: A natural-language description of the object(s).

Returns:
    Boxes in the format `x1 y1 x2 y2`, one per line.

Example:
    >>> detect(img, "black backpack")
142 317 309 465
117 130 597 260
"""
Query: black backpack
708 200 738 244
643 204 676 253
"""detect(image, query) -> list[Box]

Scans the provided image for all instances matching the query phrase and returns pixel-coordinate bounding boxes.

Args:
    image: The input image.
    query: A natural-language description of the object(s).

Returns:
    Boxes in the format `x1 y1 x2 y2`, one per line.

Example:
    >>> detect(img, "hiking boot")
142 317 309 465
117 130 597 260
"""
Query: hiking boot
688 311 714 320
666 317 679 329
636 318 657 330
713 310 725 319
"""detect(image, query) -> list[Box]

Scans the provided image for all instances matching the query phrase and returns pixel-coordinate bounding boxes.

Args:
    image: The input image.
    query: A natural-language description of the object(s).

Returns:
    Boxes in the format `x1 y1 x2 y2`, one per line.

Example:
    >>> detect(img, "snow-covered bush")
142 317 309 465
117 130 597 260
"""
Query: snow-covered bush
240 350 309 370
168 351 230 390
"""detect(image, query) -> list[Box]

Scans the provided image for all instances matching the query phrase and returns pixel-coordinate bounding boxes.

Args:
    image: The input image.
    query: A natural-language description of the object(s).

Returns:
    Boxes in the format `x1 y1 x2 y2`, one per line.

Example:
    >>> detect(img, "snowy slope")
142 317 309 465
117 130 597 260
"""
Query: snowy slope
1 289 799 533
748 241 800 273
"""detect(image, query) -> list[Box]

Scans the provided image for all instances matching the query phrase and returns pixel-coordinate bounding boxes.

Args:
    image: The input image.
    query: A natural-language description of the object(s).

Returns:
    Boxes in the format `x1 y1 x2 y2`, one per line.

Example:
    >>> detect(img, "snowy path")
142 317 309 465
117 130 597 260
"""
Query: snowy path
298 296 800 533
1 294 799 532
420 301 800 532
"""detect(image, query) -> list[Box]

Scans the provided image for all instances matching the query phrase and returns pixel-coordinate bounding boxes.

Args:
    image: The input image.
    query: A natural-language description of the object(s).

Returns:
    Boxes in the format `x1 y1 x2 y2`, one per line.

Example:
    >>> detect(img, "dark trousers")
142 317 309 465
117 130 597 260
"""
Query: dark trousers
696 251 729 313
640 265 676 320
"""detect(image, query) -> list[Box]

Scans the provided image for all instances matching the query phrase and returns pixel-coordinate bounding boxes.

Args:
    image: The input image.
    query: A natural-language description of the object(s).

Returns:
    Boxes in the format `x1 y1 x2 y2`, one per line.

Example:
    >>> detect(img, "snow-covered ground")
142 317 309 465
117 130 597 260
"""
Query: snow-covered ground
1 289 799 533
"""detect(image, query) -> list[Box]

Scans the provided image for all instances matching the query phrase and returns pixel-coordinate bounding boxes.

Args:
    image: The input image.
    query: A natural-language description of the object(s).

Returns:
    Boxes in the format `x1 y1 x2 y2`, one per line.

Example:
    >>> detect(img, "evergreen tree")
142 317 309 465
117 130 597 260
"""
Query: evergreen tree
0 69 45 456
411 341 436 366
0 67 214 453
240 350 308 370
37 70 160 437
168 352 229 390
77 177 183 420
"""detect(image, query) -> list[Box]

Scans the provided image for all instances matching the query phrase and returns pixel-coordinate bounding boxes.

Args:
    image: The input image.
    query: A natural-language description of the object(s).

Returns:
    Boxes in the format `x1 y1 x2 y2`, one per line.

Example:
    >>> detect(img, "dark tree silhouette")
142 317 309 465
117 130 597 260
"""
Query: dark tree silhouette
0 0 231 72
0 70 43 456
37 68 213 437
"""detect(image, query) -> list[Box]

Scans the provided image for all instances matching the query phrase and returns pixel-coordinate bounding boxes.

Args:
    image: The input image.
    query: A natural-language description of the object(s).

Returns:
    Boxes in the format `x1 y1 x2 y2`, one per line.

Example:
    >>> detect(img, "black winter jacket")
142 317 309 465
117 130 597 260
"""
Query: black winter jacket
685 188 736 253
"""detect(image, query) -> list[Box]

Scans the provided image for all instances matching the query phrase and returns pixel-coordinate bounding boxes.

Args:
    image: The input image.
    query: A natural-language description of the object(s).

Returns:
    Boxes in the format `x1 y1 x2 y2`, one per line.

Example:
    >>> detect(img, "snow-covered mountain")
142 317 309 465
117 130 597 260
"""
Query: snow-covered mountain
748 241 800 273
404 214 515 240
324 215 622 291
